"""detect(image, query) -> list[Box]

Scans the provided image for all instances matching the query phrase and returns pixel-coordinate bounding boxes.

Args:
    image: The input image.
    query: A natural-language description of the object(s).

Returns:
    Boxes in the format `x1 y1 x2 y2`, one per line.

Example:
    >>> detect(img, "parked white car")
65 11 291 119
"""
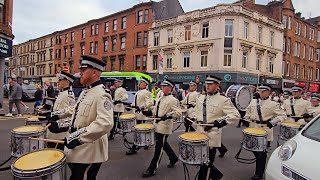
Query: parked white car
265 115 320 180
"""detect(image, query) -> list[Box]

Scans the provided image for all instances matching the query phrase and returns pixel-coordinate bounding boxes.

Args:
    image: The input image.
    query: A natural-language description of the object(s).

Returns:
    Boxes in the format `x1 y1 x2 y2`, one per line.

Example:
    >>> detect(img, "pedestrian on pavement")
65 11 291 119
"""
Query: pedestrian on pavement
42 80 55 109
33 85 43 114
6 77 23 117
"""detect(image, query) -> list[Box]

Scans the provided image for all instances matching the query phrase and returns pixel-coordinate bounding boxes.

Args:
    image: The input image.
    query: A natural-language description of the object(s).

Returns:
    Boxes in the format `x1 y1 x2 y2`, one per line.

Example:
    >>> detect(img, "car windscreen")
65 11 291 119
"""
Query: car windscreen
22 84 36 90
302 116 320 142
101 77 137 91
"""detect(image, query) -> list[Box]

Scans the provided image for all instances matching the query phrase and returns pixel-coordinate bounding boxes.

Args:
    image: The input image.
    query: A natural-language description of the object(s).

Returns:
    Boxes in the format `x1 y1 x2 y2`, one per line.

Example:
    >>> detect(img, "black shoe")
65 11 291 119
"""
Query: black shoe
218 149 228 158
143 146 149 150
251 175 263 180
167 158 178 168
126 149 137 155
142 169 156 178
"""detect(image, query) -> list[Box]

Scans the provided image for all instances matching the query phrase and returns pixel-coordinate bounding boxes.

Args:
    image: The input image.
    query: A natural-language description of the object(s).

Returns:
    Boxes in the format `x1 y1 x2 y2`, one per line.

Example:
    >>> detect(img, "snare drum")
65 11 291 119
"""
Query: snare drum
242 128 267 152
26 118 47 127
11 149 67 180
11 126 47 157
178 132 209 165
133 124 155 147
119 114 136 133
280 122 300 140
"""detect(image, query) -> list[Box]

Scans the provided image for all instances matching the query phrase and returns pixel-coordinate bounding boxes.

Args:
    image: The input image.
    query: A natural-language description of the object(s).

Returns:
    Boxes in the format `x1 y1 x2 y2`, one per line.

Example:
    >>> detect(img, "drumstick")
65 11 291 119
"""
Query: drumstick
196 124 214 127
29 137 64 144
45 123 51 129
146 117 161 120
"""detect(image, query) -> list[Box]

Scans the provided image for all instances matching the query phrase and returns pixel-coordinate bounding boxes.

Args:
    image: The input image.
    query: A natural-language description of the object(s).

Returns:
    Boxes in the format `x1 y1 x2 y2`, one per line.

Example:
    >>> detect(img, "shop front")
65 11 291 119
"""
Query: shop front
259 76 282 93
282 79 295 92
308 82 320 93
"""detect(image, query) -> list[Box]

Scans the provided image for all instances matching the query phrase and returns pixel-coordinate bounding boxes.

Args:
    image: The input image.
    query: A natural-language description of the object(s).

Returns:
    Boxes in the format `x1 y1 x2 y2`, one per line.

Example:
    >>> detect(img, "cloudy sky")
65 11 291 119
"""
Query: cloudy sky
13 0 319 44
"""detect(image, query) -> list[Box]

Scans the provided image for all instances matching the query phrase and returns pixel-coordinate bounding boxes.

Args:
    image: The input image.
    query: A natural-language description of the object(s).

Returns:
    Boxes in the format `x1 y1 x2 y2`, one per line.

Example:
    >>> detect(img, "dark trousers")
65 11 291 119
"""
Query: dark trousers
47 141 64 151
184 121 195 132
148 132 178 171
9 99 22 114
252 151 267 177
68 163 102 180
109 112 122 138
198 148 223 180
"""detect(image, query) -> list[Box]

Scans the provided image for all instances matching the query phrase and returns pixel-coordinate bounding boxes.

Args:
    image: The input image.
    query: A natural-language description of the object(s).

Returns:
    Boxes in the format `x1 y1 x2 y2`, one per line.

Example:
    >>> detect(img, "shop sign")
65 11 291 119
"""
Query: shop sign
0 37 12 57
308 83 319 92
295 81 307 87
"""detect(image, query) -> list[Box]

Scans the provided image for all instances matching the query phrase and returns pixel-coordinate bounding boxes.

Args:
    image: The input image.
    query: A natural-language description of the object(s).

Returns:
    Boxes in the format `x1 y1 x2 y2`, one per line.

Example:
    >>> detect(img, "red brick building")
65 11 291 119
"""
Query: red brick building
240 0 320 92
53 0 184 74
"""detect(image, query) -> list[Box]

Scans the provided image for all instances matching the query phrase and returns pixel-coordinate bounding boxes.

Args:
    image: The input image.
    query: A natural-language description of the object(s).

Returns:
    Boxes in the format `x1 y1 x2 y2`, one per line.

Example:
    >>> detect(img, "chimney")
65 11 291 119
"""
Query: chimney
295 12 302 18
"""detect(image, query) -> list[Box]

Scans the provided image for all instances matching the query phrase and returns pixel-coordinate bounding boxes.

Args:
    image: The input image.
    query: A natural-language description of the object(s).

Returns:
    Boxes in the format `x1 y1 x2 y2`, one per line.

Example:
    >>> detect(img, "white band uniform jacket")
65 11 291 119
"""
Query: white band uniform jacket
244 98 286 141
113 87 128 113
66 84 114 164
193 93 240 147
282 98 314 125
47 88 75 140
152 94 182 135
132 88 153 120
181 91 199 116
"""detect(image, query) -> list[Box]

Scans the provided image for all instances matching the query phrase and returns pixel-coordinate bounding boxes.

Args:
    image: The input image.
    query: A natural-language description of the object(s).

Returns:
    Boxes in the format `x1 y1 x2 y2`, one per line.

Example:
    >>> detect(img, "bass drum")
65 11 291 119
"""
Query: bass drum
226 85 253 111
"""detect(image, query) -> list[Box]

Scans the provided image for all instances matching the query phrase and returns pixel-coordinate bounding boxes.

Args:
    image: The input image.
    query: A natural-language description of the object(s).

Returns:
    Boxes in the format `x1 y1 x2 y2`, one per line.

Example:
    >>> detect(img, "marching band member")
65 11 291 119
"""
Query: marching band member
141 79 181 178
109 78 128 140
125 77 153 155
48 55 113 179
192 75 240 180
301 94 320 120
270 91 280 103
244 84 286 180
282 86 314 125
44 71 76 150
181 81 198 132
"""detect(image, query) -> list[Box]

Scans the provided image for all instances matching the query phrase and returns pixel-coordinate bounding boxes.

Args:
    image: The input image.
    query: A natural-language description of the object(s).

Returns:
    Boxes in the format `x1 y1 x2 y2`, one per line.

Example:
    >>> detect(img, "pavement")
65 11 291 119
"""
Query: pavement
0 99 281 180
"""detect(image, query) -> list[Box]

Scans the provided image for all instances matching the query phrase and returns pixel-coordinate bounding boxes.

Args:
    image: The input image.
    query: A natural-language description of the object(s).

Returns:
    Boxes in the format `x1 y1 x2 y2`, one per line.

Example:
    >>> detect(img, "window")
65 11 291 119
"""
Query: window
283 37 286 52
65 34 68 43
304 25 307 38
168 29 173 43
120 36 126 49
244 22 249 39
302 65 305 79
104 40 108 52
91 25 94 35
201 51 208 67
94 42 98 54
185 25 191 41
286 62 290 76
64 47 68 57
82 28 85 38
112 37 116 51
183 52 190 68
95 24 99 35
287 38 291 53
309 47 314 61
142 55 147 70
166 54 172 69
111 57 116 71
81 44 85 55
310 28 315 40
90 42 94 54
256 54 261 70
138 10 143 24
318 30 320 42
120 57 125 71
71 32 74 41
308 67 313 80
143 31 148 46
316 68 320 81
105 22 109 33
224 50 232 66
202 23 209 38
225 20 233 37
258 26 262 43
154 32 159 46
242 51 248 68
122 16 126 29
136 55 141 70
294 64 299 78
144 9 149 23
282 15 287 28
51 38 53 46
288 16 291 29
268 57 274 73
70 46 74 57
297 43 300 57
294 42 298 57
270 31 274 47
317 49 320 61
303 44 306 59
113 19 117 31
136 32 142 47
152 55 158 70
0 1 4 23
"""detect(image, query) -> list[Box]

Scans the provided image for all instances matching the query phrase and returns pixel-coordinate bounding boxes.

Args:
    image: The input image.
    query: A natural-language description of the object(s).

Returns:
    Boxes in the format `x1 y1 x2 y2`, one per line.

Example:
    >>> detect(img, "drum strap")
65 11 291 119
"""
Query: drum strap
290 98 296 116
155 97 162 118
203 95 207 124
70 97 82 130
186 94 189 105
134 91 139 107
256 98 263 123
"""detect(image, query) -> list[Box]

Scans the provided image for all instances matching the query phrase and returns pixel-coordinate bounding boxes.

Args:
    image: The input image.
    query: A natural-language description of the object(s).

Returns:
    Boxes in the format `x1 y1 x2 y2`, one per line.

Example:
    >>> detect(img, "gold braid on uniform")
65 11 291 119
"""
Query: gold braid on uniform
66 128 87 144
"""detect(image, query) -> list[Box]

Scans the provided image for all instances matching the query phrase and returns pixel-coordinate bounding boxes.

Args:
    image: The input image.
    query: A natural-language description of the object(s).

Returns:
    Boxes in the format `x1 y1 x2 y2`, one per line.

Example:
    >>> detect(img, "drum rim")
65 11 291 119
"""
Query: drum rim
281 122 300 128
12 126 46 134
119 114 136 119
11 149 66 177
242 128 267 136
134 124 154 129
226 85 253 111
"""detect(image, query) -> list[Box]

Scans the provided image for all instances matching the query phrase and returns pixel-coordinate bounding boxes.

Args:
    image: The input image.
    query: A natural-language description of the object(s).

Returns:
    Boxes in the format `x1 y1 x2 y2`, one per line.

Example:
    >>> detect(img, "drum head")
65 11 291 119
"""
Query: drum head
179 132 208 141
120 114 136 119
243 128 266 135
13 149 65 171
134 123 154 129
12 126 45 133
235 86 253 111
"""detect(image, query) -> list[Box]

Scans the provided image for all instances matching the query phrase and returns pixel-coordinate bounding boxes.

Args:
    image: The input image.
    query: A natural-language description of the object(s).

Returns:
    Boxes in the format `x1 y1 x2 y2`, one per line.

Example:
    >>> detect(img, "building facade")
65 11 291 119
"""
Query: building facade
147 4 284 92
242 0 320 92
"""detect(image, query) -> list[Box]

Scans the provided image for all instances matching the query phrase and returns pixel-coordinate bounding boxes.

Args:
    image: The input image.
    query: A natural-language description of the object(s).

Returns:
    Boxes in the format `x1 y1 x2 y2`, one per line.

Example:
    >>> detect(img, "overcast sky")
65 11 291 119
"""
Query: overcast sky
13 0 319 45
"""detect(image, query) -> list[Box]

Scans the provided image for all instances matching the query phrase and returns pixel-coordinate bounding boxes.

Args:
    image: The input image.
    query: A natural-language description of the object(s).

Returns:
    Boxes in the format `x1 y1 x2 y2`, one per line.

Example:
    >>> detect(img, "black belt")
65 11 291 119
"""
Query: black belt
252 119 271 124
